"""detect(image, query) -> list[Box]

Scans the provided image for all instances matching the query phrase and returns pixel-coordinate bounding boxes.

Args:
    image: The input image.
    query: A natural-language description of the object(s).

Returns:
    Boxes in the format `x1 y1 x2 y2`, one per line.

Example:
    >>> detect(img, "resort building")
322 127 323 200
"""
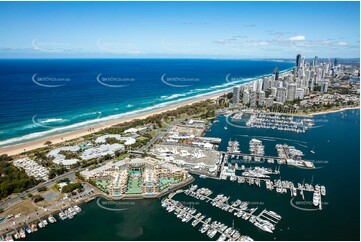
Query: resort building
47 145 81 168
80 143 124 160
80 157 190 197
13 157 49 181
151 144 221 177
95 134 136 146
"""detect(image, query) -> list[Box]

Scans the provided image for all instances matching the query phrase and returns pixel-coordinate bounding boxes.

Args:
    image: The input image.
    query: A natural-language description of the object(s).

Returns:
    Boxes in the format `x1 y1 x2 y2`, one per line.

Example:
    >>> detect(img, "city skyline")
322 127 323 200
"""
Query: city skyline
0 1 359 59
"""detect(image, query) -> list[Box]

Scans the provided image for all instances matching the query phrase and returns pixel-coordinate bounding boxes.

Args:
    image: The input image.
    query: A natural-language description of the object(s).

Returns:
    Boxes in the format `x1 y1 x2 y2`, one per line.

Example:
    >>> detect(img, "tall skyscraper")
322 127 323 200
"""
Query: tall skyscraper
270 87 277 97
305 70 310 83
242 89 250 105
276 87 287 104
273 67 279 81
314 56 318 67
334 58 338 66
232 86 240 105
295 88 305 100
250 91 257 107
310 78 315 91
287 83 297 101
263 77 271 90
265 97 274 108
258 91 266 106
320 80 329 93
253 79 263 93
296 54 302 70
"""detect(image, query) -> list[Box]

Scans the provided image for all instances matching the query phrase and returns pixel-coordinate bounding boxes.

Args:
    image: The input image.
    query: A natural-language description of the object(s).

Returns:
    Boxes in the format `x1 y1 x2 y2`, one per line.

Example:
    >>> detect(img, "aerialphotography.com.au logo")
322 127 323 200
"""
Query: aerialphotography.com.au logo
32 73 71 88
161 74 200 88
96 74 135 88
226 73 243 84
290 197 328 212
96 198 135 211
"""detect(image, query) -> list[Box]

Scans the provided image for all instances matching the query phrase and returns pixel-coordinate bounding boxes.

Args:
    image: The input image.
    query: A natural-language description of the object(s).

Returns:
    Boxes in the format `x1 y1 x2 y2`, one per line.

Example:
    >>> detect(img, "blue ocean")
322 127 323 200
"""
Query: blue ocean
0 59 294 147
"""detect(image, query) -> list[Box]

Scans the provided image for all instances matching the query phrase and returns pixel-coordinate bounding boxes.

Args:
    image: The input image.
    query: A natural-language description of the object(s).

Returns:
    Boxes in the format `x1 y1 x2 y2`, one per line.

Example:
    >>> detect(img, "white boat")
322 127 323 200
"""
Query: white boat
73 205 82 213
313 191 320 206
321 186 326 196
217 234 227 241
200 224 209 233
59 212 67 220
267 211 282 220
38 222 44 229
48 216 57 223
68 207 77 216
254 221 273 233
240 235 254 241
66 211 73 219
208 229 217 238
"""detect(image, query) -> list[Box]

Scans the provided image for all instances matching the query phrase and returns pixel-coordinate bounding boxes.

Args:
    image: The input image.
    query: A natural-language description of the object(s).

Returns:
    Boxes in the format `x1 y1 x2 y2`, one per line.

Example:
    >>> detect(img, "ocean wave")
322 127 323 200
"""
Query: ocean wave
39 118 66 123
72 111 101 119
160 93 187 100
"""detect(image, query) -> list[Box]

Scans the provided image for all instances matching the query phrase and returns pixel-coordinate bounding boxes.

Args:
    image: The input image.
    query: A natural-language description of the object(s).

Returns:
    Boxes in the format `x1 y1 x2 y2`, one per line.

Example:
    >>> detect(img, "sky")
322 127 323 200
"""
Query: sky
0 1 359 59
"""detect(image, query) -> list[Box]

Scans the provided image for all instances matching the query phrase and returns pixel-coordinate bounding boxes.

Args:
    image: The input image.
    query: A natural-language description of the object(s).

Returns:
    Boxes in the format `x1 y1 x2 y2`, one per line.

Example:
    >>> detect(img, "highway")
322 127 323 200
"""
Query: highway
0 169 78 210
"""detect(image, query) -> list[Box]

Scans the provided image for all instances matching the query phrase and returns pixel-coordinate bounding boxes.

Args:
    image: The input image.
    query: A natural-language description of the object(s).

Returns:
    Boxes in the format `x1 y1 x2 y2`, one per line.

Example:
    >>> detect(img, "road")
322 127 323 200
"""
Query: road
0 170 78 210
140 117 190 152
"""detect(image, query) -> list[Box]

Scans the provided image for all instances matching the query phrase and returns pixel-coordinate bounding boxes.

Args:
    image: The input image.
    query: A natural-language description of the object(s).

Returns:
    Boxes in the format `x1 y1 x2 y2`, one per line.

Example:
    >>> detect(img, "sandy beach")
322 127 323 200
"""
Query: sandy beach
0 91 228 156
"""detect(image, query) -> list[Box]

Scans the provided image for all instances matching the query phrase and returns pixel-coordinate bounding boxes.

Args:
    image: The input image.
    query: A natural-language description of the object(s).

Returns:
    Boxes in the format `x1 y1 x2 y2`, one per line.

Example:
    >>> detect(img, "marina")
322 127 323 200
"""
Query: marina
163 189 254 241
244 113 314 133
169 185 282 234
220 167 326 209
0 205 83 240
224 139 316 168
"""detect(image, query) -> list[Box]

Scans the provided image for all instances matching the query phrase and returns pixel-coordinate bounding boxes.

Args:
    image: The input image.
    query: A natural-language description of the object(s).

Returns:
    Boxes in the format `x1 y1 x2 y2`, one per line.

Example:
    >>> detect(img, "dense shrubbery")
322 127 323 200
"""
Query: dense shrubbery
61 182 82 193
99 99 224 135
48 166 68 179
58 150 80 160
57 178 70 184
0 155 39 199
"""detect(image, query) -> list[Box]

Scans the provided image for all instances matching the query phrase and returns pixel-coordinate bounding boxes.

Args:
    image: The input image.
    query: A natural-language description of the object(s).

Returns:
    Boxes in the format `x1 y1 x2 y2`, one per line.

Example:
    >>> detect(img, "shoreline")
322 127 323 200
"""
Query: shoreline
309 106 360 116
1 99 359 157
0 91 228 156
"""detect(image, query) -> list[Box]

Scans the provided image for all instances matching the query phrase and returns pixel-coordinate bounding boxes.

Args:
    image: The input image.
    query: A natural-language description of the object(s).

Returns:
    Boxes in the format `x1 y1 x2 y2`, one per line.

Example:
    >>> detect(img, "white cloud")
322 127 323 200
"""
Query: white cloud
289 35 306 41
335 42 347 46
251 41 269 46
